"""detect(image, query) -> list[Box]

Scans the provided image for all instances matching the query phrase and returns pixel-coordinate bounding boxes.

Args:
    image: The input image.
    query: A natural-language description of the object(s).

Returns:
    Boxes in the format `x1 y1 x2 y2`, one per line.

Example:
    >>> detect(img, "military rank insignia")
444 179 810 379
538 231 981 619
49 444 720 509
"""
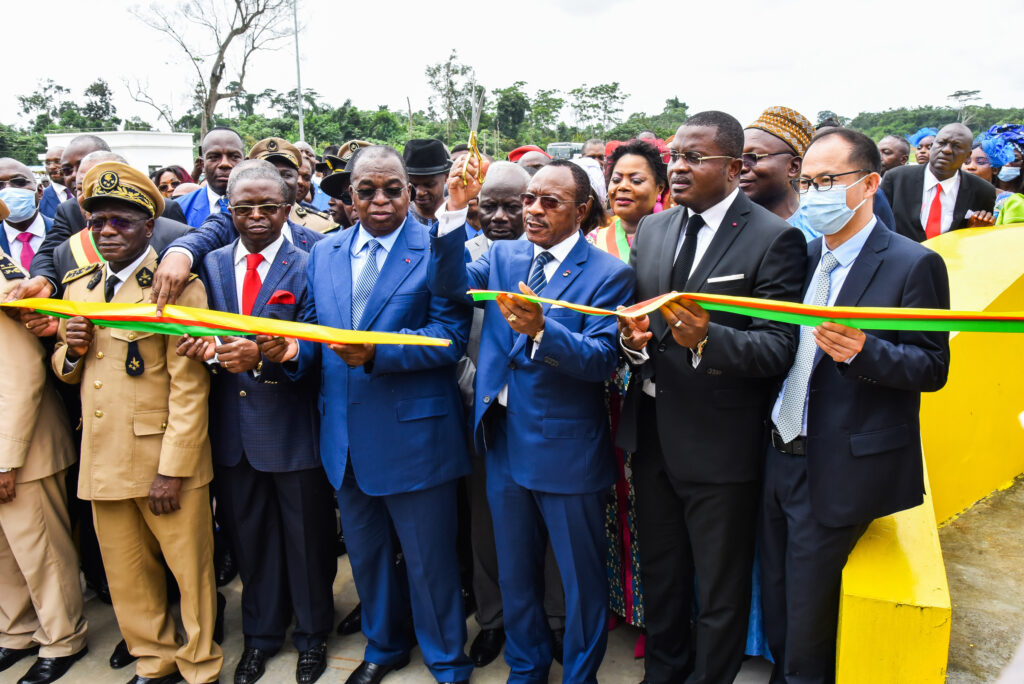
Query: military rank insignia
0 254 25 280
87 270 102 290
61 262 100 285
125 341 144 377
136 267 154 288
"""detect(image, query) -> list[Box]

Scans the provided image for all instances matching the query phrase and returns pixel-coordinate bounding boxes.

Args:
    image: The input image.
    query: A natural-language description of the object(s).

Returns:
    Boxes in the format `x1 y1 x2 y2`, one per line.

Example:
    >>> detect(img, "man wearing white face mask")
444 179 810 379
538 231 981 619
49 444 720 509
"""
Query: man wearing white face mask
760 128 951 684
0 159 51 271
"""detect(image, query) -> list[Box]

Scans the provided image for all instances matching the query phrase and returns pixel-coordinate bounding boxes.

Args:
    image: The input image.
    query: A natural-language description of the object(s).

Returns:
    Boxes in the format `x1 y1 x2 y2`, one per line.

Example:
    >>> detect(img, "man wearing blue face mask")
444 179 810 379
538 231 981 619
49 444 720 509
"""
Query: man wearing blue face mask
0 159 51 272
760 128 951 684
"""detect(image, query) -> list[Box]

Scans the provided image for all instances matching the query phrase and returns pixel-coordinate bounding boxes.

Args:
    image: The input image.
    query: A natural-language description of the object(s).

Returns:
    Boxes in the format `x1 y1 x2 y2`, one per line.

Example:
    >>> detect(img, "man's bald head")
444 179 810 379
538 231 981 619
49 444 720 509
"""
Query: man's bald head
0 158 37 184
929 123 974 180
482 161 530 193
350 145 408 182
517 151 551 176
479 161 531 241
61 135 110 190
75 151 129 195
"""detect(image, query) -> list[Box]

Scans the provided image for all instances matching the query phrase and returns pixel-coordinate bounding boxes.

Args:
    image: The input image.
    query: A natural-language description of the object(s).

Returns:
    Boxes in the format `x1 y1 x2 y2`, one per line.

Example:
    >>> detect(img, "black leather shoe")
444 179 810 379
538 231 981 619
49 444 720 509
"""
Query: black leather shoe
295 642 327 683
551 627 565 665
214 592 227 644
110 640 137 669
234 647 270 684
17 647 88 684
126 672 184 683
215 544 237 587
344 655 410 684
0 646 39 673
336 604 362 635
470 628 505 668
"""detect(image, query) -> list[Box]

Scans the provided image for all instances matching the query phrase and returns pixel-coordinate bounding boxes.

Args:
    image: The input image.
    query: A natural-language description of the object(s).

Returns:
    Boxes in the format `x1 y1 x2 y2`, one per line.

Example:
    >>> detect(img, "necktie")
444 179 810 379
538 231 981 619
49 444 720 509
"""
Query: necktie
925 184 943 239
65 188 73 201
671 213 705 290
104 274 119 303
527 251 554 294
15 232 34 271
352 240 382 328
775 251 841 443
242 253 264 316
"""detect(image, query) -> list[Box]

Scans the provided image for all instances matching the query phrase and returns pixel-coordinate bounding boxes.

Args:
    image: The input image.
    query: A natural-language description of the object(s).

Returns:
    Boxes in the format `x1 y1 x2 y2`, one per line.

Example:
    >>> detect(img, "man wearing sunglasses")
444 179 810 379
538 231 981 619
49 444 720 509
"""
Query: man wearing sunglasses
760 128 949 684
260 145 474 684
429 157 634 683
618 110 807 684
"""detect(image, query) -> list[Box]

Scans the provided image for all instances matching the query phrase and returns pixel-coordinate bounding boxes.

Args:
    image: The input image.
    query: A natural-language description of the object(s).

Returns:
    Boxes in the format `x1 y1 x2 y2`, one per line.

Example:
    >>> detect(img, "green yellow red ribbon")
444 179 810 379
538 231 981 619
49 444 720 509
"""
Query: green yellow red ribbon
468 290 1024 333
1 299 452 346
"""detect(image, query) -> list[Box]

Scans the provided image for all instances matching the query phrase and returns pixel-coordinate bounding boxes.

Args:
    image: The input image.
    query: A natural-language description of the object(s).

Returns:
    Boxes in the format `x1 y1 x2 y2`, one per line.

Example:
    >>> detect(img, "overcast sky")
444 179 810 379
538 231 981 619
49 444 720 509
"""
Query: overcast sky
5 0 1023 134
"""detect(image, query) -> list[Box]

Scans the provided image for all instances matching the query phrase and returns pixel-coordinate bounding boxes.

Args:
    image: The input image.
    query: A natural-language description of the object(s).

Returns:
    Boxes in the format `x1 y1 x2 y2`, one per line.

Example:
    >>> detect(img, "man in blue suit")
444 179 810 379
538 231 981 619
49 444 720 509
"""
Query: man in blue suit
760 128 951 683
260 145 473 684
0 158 52 270
428 158 636 683
178 160 336 684
175 127 246 228
38 146 71 219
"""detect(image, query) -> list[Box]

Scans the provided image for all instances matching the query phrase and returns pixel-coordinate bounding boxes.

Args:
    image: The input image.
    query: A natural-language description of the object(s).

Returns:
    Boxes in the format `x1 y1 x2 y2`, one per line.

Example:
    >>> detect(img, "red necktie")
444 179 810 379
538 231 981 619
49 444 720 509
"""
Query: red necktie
925 185 943 239
242 253 263 315
15 232 34 271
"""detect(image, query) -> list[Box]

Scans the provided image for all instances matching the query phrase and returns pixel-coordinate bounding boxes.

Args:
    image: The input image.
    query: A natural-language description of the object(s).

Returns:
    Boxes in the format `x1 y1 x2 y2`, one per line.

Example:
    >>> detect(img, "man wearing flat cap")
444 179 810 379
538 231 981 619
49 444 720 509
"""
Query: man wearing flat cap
52 162 222 684
403 139 451 227
741 106 819 240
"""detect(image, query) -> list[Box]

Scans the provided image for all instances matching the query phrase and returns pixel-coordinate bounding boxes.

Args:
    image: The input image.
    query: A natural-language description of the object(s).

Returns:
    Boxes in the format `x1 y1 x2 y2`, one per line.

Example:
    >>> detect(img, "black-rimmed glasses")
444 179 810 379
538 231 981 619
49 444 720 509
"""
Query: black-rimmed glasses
790 169 870 194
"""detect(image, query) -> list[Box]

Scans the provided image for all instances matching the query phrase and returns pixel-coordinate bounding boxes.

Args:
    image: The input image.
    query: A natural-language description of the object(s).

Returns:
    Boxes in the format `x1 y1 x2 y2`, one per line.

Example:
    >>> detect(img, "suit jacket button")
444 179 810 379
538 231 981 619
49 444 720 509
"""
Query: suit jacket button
96 351 104 359
657 344 667 353
239 390 247 398
161 421 167 429
93 380 102 389
128 332 136 340
508 361 517 370
483 395 490 404
94 410 103 418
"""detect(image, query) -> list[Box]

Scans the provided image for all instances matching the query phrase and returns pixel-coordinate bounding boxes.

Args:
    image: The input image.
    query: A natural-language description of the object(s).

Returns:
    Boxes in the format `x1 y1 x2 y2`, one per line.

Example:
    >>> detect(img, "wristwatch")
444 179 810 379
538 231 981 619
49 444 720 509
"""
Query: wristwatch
692 333 709 358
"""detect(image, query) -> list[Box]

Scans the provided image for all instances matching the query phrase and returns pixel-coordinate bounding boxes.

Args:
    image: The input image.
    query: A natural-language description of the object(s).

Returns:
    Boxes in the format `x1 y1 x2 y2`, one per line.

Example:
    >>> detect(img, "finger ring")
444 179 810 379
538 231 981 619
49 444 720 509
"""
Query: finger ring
507 313 518 323
673 320 683 329
25 322 31 329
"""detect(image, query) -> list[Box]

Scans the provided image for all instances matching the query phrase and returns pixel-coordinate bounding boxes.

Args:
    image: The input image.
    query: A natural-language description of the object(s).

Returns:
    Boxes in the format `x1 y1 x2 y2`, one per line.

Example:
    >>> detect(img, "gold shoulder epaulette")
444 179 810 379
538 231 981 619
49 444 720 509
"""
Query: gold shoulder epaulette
62 262 101 285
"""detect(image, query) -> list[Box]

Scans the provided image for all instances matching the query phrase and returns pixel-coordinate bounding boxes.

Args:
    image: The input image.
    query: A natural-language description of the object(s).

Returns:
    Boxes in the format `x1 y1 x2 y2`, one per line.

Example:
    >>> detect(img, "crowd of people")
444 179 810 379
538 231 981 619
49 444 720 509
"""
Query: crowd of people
0 104 1019 684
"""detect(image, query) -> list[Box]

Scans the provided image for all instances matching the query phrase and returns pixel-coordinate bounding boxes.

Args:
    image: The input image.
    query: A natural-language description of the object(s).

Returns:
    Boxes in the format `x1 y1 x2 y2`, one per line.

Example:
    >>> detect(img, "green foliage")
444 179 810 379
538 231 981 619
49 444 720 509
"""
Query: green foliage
848 105 1024 141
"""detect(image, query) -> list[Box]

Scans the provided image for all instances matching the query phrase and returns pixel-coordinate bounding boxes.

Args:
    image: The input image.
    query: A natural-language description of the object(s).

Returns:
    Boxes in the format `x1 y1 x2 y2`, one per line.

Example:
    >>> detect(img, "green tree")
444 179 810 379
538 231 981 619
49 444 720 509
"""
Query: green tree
493 81 530 140
425 50 476 143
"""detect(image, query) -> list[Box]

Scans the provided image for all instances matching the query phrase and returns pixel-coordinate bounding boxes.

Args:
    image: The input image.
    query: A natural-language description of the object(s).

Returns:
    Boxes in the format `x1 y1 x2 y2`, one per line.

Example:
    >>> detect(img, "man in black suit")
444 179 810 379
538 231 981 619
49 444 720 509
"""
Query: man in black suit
618 111 807 684
881 122 996 241
761 128 950 683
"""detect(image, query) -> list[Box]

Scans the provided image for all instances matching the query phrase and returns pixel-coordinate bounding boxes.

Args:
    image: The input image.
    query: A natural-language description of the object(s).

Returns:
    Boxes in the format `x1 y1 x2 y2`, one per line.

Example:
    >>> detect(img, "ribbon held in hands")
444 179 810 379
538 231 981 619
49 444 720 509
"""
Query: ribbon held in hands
1 299 452 346
467 289 1024 333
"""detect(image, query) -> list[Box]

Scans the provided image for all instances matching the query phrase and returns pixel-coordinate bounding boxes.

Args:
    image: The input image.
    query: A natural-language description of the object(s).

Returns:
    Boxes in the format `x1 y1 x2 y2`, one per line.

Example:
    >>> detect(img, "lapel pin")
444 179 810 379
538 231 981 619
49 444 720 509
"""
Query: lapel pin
282 260 288 265
562 270 570 277
404 258 411 263
732 222 737 227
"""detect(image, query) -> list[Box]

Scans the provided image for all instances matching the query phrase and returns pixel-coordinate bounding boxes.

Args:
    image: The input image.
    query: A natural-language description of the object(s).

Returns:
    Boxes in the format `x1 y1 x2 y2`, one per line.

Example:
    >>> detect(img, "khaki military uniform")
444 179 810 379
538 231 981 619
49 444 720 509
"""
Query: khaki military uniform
0 260 86 658
52 247 222 684
290 203 338 233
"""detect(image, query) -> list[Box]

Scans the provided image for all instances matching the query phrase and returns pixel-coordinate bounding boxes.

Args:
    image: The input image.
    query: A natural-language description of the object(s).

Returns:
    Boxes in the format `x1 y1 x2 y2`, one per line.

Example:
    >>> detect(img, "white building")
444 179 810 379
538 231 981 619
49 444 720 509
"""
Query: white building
41 130 195 176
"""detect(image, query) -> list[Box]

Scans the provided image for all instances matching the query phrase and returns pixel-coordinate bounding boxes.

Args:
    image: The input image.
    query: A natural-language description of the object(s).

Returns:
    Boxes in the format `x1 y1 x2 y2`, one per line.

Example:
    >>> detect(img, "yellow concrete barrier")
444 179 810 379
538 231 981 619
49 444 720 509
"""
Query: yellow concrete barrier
921 225 1024 524
837 462 951 683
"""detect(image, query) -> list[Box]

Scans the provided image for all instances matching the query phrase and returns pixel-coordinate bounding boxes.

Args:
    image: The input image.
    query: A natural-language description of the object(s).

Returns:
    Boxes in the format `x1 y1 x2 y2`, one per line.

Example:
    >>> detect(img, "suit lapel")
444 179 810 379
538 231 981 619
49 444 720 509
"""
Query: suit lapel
358 216 422 331
537 231 587 305
907 167 926 238
685 193 750 292
252 240 297 316
657 207 685 294
330 226 356 329
216 244 239 314
507 240 537 358
951 169 971 228
288 220 310 251
0 228 9 257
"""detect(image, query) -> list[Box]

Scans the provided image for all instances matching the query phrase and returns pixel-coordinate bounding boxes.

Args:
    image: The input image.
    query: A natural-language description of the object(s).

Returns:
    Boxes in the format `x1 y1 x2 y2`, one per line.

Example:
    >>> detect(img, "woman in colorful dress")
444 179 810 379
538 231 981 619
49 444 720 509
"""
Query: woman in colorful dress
587 139 667 656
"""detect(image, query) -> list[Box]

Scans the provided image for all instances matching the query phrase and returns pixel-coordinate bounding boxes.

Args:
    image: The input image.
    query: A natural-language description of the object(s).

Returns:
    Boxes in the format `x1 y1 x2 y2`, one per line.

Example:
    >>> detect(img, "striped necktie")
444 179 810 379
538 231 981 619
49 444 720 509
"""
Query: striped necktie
527 251 553 294
351 239 382 328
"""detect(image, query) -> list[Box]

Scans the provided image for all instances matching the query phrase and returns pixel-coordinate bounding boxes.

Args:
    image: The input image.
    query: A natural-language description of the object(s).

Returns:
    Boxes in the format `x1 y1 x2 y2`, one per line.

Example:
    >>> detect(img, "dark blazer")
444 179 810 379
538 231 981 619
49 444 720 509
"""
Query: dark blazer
39 185 66 219
200 238 321 472
429 227 635 494
167 212 323 263
292 214 472 494
799 224 950 527
0 215 52 257
880 165 996 242
32 197 187 290
618 190 807 483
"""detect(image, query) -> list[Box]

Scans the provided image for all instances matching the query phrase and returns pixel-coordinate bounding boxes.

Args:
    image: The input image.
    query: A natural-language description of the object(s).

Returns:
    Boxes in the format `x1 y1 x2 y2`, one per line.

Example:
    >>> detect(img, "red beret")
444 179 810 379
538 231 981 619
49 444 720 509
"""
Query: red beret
508 145 551 163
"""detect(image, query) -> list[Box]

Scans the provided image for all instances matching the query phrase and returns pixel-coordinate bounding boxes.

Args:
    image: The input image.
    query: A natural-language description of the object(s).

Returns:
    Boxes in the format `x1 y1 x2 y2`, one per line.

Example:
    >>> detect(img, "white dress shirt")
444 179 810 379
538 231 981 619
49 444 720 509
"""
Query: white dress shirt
920 167 960 235
207 186 226 214
350 222 403 289
3 214 46 266
622 188 742 395
769 218 877 436
106 249 152 299
233 234 285 313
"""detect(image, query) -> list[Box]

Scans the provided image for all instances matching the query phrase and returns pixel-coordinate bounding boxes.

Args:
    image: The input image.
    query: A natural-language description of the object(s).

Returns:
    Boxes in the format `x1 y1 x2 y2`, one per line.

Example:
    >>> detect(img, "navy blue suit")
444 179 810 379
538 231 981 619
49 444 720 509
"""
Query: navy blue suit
0 215 52 258
429 226 635 683
292 214 473 681
199 237 336 652
760 223 950 683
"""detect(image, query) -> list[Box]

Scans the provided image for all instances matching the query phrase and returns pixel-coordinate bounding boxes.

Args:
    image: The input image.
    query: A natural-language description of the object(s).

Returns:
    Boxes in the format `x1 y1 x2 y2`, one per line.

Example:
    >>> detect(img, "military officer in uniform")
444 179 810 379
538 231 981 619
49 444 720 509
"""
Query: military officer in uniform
293 153 338 233
242 138 336 233
52 162 222 684
0 249 87 684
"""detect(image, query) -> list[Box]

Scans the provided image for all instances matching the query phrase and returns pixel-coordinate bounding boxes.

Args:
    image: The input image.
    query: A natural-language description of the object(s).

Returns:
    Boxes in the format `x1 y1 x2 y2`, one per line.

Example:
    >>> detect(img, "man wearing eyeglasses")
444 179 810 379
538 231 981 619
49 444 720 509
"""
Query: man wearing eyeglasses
881 122 996 241
760 128 950 684
428 157 634 683
52 161 223 684
39 146 68 219
260 145 474 684
617 110 806 684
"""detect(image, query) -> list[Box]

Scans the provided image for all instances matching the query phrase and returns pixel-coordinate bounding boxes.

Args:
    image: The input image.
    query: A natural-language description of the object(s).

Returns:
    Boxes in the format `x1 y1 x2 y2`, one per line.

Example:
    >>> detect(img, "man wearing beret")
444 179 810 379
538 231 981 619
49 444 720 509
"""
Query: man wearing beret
52 162 222 684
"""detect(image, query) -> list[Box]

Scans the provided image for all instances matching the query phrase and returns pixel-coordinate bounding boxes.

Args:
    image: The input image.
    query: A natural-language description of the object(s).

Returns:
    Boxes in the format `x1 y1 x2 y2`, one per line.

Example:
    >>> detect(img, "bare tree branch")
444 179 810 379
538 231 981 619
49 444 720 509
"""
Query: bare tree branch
124 79 179 130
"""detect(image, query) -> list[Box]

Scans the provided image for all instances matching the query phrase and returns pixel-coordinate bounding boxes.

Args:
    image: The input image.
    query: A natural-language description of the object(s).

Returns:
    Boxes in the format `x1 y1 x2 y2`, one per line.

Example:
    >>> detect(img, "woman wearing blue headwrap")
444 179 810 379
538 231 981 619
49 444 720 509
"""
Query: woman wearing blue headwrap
907 127 939 164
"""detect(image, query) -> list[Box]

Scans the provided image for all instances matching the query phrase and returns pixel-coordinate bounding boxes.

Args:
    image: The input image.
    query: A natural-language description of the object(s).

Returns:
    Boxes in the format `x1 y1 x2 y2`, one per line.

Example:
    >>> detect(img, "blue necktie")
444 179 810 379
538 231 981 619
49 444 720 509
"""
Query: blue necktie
527 251 553 294
776 251 841 442
218 197 229 213
351 240 382 328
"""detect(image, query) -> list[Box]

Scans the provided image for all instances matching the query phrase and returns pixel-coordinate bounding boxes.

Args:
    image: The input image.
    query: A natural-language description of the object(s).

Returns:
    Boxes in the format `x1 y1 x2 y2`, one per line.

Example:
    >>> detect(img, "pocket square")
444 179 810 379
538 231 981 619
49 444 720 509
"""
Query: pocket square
706 273 744 284
267 290 296 305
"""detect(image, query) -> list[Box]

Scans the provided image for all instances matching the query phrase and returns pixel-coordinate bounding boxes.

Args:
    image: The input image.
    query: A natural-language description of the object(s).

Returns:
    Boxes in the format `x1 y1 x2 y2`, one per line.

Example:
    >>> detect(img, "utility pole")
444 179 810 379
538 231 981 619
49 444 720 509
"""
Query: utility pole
292 0 304 141
406 97 414 138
